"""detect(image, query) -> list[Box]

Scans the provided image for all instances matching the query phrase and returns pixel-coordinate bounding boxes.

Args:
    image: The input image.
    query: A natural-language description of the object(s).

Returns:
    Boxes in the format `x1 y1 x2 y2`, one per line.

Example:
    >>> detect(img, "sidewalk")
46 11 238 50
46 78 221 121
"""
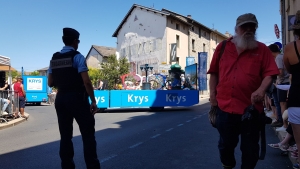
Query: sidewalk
0 112 30 130
266 110 298 167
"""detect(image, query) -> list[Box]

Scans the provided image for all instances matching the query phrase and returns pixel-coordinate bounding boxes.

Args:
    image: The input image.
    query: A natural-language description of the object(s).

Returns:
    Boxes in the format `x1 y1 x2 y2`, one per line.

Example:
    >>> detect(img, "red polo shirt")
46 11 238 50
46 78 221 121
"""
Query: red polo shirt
207 38 279 114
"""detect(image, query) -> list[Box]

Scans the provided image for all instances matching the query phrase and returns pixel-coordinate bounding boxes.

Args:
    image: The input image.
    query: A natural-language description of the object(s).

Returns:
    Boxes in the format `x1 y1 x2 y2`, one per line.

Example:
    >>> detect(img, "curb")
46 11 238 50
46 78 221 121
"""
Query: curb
0 113 29 130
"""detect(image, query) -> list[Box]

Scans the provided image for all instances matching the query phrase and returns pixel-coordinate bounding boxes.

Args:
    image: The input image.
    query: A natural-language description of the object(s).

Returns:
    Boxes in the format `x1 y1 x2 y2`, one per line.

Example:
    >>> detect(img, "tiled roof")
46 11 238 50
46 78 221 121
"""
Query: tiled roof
162 8 228 39
37 67 49 71
112 4 170 37
91 45 116 57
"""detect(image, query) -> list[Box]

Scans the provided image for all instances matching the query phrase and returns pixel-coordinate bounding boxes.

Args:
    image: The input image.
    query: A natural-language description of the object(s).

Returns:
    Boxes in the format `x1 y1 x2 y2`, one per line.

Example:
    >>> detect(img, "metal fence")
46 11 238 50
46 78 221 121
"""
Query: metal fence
0 90 19 123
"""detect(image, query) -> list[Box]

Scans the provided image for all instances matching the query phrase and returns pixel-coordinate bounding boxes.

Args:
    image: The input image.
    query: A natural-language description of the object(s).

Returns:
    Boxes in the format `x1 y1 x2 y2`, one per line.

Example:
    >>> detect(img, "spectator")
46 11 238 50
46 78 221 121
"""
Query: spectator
283 10 300 166
134 81 141 90
207 13 279 169
268 44 290 129
0 98 10 115
13 77 27 119
0 80 10 99
10 78 18 118
97 79 103 90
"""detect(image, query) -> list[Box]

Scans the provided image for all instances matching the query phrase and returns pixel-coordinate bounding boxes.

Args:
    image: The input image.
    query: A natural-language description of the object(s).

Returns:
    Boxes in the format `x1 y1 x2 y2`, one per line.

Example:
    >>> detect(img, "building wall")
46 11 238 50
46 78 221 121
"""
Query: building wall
86 48 102 68
190 27 211 64
281 0 300 44
116 8 167 74
166 18 189 68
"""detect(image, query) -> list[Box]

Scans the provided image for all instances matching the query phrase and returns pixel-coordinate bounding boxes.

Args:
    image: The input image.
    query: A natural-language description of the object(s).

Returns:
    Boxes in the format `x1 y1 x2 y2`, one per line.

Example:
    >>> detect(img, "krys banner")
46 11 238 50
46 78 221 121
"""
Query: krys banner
198 52 208 91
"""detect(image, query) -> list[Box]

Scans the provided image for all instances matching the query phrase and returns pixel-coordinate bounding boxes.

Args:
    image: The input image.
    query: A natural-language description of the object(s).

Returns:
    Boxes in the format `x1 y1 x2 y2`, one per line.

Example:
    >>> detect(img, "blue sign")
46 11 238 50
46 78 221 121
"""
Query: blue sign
110 90 199 107
198 52 208 90
26 93 48 102
185 64 198 90
186 57 195 66
92 90 110 108
23 76 47 93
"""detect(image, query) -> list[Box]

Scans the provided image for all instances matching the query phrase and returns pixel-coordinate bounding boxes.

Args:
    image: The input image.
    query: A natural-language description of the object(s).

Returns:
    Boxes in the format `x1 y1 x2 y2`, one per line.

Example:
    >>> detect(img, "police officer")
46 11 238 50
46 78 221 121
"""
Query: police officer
48 28 100 169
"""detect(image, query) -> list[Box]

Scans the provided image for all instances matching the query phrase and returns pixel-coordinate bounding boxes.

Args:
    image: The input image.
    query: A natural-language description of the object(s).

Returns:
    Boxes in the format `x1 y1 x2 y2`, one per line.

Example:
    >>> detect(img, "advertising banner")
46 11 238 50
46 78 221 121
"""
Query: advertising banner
110 90 199 107
92 90 110 108
186 57 195 66
27 78 43 90
170 43 177 62
185 63 197 90
198 52 208 90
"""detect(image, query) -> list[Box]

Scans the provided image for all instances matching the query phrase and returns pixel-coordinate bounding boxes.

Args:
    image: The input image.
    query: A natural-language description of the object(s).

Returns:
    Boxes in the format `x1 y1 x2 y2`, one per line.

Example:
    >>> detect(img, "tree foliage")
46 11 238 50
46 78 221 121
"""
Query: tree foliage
29 70 40 76
11 70 21 79
88 67 101 87
99 55 130 89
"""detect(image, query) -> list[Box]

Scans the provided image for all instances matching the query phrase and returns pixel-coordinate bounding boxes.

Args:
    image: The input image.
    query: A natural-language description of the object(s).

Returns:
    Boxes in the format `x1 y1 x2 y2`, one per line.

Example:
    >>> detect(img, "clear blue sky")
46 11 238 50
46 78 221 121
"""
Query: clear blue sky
0 0 281 72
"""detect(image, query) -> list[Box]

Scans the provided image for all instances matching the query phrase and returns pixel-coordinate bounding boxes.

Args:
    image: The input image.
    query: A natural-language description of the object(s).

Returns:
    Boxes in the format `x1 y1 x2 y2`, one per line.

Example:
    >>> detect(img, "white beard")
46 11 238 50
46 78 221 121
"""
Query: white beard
232 32 258 50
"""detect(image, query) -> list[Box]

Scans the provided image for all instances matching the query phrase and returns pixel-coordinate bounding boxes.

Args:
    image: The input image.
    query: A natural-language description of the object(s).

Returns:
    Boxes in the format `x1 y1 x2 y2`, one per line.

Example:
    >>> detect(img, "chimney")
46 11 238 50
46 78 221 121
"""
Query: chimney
225 31 232 37
187 15 192 19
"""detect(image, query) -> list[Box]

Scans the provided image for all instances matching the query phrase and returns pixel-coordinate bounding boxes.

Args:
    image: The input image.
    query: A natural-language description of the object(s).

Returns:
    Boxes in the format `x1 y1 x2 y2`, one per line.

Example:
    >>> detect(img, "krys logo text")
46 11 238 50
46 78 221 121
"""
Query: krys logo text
28 79 42 83
128 94 149 104
166 94 186 104
95 96 105 104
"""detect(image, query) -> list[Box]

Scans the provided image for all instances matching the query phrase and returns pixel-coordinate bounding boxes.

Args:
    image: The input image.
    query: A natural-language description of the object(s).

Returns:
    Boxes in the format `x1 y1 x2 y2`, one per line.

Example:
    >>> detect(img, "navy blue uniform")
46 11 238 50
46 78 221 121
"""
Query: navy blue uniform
49 45 100 169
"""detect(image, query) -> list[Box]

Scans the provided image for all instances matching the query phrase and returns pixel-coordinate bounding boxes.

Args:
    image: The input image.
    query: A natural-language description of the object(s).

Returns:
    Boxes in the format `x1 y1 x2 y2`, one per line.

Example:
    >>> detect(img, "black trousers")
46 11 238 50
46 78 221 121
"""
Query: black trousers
55 92 100 169
216 108 260 169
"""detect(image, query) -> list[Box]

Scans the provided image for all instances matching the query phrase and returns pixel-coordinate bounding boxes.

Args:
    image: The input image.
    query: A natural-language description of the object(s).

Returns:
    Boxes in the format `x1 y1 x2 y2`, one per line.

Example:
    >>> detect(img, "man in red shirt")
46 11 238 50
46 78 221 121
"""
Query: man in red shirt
14 77 27 119
207 13 279 169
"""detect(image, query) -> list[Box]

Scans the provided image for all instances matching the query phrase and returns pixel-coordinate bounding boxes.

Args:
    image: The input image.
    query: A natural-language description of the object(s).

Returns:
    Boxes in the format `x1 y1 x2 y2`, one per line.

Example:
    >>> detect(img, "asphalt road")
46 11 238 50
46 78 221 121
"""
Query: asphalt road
0 99 293 169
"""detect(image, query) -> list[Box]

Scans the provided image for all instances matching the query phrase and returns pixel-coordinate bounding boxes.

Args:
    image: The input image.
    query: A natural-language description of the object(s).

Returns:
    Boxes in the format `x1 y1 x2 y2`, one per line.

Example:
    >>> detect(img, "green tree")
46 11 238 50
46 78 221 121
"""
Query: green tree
100 55 130 89
11 70 21 79
88 67 101 87
29 70 40 76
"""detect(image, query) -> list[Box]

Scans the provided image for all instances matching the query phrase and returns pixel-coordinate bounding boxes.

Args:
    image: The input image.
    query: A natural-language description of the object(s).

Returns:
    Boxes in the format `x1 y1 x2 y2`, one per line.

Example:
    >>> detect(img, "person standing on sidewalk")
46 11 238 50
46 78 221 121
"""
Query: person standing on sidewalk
48 28 100 169
268 44 290 129
13 77 27 119
283 9 300 167
207 13 279 169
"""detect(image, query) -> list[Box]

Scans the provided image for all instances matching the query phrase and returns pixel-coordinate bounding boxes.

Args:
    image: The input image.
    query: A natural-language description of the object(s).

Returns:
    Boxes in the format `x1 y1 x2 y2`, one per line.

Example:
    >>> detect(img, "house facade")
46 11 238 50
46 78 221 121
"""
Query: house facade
112 4 230 93
280 0 300 46
86 45 116 69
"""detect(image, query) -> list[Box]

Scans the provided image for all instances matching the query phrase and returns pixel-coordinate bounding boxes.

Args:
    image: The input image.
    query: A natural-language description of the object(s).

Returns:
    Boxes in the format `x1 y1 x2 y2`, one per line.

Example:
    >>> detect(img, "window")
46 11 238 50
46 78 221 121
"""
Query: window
176 23 180 30
199 28 201 38
203 31 207 37
191 26 194 31
192 39 195 50
176 35 180 48
203 43 206 52
176 57 179 64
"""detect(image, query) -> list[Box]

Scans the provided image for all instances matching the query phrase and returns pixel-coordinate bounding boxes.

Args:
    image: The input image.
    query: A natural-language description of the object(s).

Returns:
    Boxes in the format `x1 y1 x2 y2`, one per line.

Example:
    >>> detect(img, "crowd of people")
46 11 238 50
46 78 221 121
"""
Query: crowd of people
0 77 27 121
208 10 300 169
266 10 300 169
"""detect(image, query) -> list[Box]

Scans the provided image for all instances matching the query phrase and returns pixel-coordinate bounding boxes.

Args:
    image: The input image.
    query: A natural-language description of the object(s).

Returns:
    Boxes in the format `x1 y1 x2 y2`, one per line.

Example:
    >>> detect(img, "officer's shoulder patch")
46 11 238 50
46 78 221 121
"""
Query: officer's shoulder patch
50 57 72 69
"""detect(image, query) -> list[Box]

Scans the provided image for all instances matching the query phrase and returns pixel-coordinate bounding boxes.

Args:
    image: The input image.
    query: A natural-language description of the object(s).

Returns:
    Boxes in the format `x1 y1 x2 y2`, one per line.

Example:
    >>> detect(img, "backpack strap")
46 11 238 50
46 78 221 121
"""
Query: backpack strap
218 40 227 62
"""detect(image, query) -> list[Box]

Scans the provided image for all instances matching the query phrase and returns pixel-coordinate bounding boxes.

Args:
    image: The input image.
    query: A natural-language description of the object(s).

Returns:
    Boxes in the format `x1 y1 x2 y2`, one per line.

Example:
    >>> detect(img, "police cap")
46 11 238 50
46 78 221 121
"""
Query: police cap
63 28 80 39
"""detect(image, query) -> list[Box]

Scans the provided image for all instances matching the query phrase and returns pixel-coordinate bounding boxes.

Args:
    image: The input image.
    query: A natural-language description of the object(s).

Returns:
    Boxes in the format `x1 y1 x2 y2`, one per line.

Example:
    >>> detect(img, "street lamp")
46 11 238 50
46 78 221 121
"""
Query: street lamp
140 64 153 82
140 64 153 90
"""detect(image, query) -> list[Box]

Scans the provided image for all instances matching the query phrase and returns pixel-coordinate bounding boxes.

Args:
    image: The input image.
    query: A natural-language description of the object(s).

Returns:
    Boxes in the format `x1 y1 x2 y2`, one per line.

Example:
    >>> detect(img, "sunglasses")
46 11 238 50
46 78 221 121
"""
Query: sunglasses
240 23 257 30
